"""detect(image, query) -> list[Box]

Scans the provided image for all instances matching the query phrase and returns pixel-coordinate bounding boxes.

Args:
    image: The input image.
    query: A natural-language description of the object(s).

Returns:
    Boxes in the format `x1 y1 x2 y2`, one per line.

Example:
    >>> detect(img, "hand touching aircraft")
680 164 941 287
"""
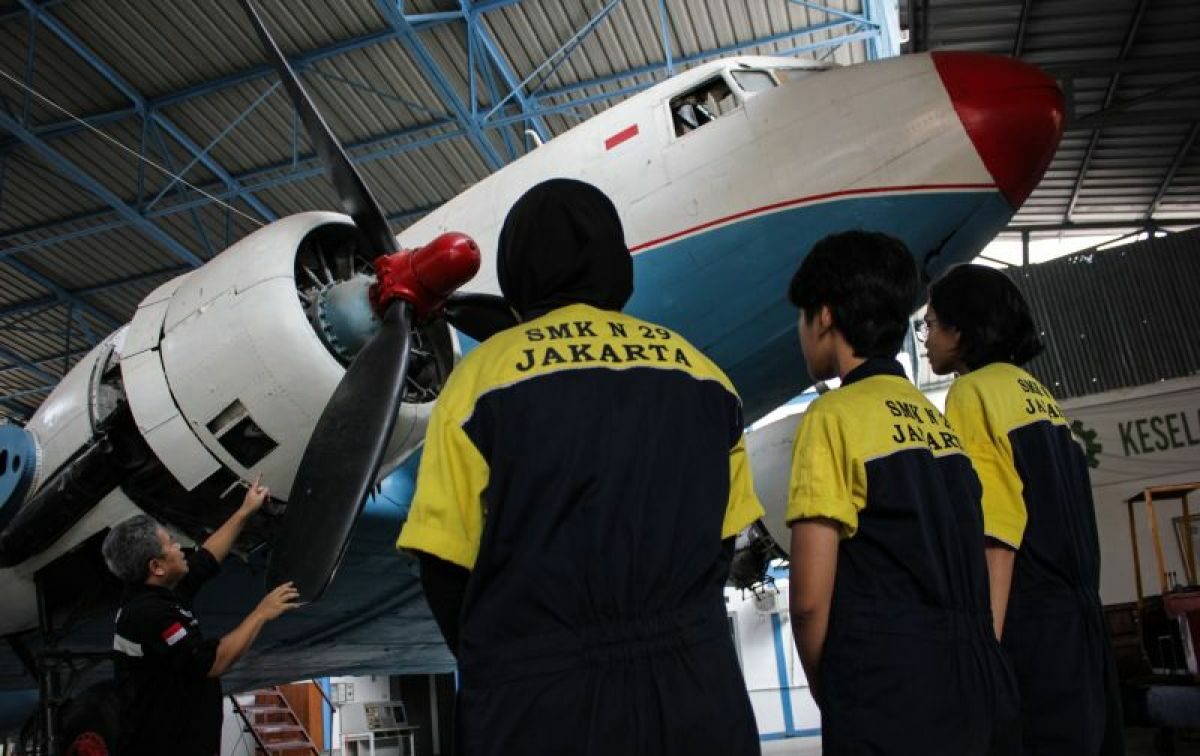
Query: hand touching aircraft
0 0 1064 740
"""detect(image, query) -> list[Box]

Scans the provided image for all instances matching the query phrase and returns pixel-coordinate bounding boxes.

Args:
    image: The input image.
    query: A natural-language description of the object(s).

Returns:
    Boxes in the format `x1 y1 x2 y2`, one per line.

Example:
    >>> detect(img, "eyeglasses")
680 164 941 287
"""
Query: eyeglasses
913 318 939 343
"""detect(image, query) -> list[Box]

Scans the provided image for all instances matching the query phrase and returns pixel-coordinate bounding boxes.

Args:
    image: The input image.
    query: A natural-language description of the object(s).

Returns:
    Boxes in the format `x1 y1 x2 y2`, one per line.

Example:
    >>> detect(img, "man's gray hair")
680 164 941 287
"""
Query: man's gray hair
101 515 163 584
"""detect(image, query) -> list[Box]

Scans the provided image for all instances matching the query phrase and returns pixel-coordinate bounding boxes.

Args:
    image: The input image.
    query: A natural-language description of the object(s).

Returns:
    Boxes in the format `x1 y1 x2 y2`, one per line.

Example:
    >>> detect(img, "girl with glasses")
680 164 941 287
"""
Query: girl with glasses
925 264 1124 756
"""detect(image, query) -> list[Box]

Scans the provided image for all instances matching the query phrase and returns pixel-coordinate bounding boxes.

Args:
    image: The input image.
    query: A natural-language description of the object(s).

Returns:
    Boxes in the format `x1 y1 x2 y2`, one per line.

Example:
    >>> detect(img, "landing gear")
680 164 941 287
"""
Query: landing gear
58 682 119 756
12 576 116 755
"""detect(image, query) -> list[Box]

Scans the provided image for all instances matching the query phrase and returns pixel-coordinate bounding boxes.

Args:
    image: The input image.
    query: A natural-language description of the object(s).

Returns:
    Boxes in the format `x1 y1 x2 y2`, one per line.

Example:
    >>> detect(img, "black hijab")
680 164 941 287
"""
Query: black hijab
497 178 633 320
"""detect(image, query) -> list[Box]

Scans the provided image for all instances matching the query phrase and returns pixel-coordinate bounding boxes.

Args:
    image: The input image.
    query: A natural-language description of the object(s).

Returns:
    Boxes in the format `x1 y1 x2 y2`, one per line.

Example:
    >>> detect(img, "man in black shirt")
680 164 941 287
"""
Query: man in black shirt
101 477 300 756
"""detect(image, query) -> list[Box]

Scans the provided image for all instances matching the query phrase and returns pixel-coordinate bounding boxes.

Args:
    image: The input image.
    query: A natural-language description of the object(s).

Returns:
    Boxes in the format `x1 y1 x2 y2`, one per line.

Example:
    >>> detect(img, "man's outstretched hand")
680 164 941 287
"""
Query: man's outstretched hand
240 473 271 516
256 581 302 620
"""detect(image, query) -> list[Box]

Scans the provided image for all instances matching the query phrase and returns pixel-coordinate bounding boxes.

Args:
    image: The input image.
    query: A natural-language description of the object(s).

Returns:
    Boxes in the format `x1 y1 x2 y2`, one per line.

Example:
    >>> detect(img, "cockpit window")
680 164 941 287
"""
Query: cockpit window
731 69 777 94
670 77 737 137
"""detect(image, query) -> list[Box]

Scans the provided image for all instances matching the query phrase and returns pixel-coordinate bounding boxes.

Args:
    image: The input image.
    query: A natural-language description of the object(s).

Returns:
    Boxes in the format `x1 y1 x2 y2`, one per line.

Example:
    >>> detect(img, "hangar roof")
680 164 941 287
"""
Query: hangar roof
0 0 877 420
1 0 1198 419
902 0 1200 234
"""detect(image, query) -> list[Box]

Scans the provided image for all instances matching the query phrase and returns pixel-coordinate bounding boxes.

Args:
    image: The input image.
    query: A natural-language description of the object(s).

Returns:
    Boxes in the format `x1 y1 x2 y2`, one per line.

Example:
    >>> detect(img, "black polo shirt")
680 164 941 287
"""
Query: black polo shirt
113 547 222 756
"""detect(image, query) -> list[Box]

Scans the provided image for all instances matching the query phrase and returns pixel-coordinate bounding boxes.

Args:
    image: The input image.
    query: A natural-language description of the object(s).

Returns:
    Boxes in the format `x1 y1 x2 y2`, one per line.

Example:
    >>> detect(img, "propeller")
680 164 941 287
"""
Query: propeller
443 292 521 344
240 0 398 257
268 300 411 601
240 0 514 601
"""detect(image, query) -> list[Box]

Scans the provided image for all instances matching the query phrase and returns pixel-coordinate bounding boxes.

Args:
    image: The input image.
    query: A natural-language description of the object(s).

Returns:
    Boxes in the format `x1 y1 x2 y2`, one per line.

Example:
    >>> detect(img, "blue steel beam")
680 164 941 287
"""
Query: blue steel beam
1 119 462 256
312 69 443 118
0 344 92 379
143 81 280 214
774 27 878 57
0 199 429 325
1146 122 1200 220
472 0 525 12
0 2 858 154
0 109 204 267
65 301 95 345
489 30 879 128
535 18 867 99
0 343 60 386
374 0 505 170
0 385 54 401
489 26 879 128
862 0 901 60
787 1 874 26
467 4 550 143
1064 0 1148 222
4 323 73 339
521 1 622 105
20 12 37 125
475 36 519 159
658 0 675 76
0 401 32 421
0 302 57 327
0 191 427 321
0 27 421 153
146 119 215 257
2 253 125 331
3 18 874 254
17 0 276 223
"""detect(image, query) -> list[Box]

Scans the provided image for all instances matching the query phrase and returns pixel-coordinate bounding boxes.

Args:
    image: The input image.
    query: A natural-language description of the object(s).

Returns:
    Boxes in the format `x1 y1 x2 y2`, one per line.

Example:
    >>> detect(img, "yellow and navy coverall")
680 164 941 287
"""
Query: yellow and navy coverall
398 302 763 756
947 362 1124 756
788 358 1019 756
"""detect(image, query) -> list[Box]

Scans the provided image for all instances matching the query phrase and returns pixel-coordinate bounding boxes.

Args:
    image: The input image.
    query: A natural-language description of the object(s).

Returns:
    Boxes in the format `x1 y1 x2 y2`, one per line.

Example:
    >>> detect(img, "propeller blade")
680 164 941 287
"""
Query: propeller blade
239 0 399 257
442 293 519 342
267 301 413 601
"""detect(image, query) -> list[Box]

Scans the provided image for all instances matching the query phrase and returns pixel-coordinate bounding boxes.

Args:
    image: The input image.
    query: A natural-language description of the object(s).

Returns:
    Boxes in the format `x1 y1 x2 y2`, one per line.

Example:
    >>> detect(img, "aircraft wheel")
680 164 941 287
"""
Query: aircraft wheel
60 681 119 756
64 731 110 756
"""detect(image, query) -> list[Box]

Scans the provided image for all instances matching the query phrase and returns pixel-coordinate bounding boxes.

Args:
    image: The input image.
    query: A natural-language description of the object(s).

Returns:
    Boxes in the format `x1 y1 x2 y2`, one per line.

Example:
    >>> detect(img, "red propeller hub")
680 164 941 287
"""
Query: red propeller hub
370 232 482 319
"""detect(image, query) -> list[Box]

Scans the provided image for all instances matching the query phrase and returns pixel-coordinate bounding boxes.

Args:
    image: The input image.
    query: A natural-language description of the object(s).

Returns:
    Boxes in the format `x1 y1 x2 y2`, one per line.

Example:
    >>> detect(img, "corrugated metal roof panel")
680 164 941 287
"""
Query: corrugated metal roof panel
0 148 113 229
1011 227 1200 399
53 0 382 101
18 225 189 290
901 0 1200 233
0 261 50 305
0 14 126 123
0 0 955 421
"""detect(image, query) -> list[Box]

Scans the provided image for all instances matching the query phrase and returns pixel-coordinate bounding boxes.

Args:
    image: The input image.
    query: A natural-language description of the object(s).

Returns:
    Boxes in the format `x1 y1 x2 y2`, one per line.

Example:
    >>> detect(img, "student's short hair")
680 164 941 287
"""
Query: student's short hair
928 264 1044 369
787 231 918 358
101 515 163 585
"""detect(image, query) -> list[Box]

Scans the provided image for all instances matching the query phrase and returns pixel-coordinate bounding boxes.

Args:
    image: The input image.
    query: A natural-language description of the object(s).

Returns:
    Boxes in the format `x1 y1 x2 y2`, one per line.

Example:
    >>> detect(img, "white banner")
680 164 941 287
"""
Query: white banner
1063 377 1200 489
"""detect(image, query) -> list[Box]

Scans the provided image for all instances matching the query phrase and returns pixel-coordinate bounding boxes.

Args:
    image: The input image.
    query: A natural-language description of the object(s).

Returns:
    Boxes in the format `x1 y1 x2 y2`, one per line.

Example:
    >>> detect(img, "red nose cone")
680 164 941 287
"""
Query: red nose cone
932 51 1065 209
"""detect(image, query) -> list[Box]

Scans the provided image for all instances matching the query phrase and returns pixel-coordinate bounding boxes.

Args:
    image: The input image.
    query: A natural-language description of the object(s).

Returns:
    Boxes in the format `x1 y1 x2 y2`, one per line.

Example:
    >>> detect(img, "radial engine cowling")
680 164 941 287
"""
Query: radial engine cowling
113 212 453 503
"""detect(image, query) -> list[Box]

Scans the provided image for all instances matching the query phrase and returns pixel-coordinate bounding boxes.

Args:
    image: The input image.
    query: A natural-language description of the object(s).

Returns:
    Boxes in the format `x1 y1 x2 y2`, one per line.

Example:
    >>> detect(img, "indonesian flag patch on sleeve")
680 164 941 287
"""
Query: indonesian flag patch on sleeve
162 622 188 646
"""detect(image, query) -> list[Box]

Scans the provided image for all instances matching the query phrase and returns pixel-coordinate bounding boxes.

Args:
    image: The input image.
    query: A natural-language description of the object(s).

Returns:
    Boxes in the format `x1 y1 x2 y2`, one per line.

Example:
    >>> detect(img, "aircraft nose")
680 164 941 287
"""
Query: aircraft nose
932 51 1065 209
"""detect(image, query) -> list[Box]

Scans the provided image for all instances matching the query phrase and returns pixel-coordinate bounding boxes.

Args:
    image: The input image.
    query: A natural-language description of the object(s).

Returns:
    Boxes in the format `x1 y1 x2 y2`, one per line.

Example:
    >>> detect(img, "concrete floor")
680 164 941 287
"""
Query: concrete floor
758 729 1200 755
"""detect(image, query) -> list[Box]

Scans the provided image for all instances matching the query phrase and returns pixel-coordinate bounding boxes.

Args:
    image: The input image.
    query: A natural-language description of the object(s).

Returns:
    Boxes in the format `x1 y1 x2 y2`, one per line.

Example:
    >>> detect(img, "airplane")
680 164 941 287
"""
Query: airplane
0 0 1065 747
